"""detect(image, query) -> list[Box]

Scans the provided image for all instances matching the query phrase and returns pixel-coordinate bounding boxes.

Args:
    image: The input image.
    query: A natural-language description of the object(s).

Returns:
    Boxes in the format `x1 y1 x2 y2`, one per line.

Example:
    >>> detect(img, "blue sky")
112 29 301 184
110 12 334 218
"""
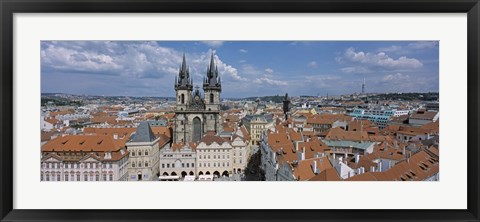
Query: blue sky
41 41 439 98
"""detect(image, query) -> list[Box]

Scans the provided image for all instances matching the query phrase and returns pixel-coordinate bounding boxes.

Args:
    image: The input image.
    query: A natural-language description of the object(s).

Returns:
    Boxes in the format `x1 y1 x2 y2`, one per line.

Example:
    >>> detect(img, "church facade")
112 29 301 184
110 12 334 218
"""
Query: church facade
174 53 222 143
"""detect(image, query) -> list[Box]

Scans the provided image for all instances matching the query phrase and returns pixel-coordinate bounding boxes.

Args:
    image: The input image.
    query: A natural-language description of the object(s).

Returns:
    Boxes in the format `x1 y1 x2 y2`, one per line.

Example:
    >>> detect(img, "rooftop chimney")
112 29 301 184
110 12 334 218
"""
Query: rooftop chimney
113 133 118 140
359 167 365 174
355 153 360 163
370 166 376 172
312 160 319 174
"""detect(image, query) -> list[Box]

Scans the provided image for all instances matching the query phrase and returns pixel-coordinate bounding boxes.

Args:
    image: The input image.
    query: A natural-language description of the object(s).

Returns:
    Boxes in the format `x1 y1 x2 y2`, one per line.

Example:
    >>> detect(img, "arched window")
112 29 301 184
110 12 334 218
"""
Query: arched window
181 94 185 104
210 93 214 103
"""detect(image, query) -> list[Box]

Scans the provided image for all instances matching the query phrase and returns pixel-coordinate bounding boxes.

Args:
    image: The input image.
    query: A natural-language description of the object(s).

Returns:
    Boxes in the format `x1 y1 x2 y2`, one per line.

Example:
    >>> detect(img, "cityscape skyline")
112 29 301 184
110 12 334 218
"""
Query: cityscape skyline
41 47 439 182
41 41 439 98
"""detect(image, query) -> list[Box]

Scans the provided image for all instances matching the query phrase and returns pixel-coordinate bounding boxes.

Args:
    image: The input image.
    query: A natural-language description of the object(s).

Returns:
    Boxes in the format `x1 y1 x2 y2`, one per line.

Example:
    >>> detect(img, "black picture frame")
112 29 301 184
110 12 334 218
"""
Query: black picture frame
1 0 479 221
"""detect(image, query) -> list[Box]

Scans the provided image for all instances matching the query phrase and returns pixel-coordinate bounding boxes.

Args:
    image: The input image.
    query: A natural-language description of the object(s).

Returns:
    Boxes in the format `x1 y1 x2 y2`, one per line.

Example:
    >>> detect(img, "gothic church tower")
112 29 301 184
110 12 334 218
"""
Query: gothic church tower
173 53 222 143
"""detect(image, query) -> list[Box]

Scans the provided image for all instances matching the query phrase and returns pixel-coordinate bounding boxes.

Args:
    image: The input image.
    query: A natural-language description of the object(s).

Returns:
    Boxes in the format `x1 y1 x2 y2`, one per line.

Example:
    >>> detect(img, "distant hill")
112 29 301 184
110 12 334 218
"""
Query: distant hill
243 95 285 103
368 92 439 101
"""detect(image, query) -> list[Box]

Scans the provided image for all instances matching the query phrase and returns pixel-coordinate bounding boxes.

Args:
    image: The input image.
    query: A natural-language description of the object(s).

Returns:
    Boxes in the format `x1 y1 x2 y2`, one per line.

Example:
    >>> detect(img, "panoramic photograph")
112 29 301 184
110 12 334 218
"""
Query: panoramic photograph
40 41 439 182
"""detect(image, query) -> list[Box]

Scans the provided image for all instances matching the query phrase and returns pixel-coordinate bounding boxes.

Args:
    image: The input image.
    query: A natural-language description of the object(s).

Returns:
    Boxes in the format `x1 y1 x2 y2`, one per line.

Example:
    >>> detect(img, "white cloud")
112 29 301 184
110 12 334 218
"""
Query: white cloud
340 66 370 74
239 49 248 53
265 68 274 74
382 73 410 82
408 41 438 49
377 45 402 52
342 47 423 69
201 41 225 48
41 41 251 97
253 77 288 86
307 61 317 68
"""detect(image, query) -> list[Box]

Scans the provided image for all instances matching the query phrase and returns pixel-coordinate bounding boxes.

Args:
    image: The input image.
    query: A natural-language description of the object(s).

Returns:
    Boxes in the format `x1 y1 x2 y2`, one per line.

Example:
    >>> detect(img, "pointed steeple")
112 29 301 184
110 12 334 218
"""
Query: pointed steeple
203 51 221 91
209 52 215 78
175 53 193 90
181 53 187 72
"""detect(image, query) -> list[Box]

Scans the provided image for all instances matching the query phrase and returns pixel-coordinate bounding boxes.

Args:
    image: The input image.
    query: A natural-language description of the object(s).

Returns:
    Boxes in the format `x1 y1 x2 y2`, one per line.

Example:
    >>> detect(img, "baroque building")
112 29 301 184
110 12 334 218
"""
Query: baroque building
174 53 222 143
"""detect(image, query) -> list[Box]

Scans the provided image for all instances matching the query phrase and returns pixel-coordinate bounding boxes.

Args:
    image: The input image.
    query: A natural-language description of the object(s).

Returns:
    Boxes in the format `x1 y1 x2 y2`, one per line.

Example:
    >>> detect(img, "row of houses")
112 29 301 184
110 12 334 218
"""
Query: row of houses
40 121 252 181
260 117 440 181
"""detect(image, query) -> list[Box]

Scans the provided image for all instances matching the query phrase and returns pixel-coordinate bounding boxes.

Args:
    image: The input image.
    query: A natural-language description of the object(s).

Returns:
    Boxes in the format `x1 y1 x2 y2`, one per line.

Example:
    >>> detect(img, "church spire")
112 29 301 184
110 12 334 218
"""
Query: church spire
203 52 221 91
181 53 187 73
207 52 215 79
175 53 193 90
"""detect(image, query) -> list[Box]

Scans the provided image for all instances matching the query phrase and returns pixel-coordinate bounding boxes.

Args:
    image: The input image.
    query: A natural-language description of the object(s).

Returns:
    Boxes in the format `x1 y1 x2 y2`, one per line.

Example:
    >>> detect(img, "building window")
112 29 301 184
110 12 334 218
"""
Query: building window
138 162 142 167
41 173 44 181
65 174 69 181
46 174 50 181
77 174 80 181
186 163 189 168
138 151 142 156
182 163 185 168
132 162 136 167
71 175 75 181
84 174 88 181
109 174 113 181
145 162 149 167
192 163 194 168
167 164 170 168
145 151 149 156
210 93 214 103
162 164 165 168
96 175 99 181
57 175 61 181
132 152 135 157
103 174 107 181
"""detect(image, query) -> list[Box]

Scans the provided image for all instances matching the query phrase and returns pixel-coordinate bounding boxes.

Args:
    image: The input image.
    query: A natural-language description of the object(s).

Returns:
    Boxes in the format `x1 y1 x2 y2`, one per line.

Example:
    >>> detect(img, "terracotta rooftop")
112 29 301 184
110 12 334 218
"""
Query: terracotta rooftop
346 150 439 181
308 167 342 181
293 157 333 181
42 135 122 152
200 134 228 146
410 110 439 120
